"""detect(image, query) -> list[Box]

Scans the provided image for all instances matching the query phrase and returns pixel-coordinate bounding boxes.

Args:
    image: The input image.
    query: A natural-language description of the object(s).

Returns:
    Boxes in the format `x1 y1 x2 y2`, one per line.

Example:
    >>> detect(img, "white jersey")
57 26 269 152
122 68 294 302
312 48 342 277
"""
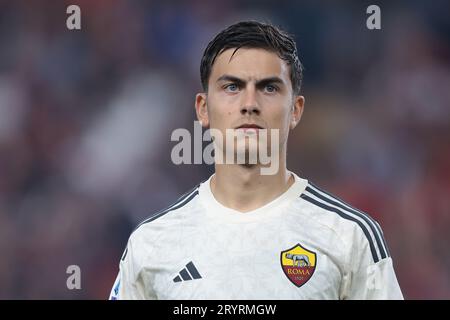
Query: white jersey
109 172 403 300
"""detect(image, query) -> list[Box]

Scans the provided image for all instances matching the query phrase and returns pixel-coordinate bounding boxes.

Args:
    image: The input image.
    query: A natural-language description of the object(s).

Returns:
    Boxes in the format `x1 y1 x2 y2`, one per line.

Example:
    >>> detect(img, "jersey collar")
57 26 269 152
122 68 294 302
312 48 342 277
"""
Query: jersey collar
198 171 308 223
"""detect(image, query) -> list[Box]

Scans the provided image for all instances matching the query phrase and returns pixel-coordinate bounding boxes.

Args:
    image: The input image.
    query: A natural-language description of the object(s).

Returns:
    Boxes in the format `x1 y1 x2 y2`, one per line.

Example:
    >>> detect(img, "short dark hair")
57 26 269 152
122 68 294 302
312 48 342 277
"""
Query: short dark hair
200 20 303 95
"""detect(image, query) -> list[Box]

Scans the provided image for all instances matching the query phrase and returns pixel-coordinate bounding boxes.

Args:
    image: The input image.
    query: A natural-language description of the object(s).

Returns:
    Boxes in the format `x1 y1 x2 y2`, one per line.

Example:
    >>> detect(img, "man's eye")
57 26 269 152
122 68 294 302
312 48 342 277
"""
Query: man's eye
224 84 239 92
265 85 278 93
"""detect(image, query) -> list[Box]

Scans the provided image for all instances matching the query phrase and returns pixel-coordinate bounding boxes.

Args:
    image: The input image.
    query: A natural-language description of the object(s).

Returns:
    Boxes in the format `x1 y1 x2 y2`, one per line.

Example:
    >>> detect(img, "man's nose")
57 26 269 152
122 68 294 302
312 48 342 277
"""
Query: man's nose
240 86 260 115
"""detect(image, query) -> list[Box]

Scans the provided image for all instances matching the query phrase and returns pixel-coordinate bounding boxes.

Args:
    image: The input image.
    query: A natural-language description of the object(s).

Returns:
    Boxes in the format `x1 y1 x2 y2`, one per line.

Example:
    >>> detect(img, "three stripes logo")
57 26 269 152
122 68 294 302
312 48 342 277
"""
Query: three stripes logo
173 261 202 283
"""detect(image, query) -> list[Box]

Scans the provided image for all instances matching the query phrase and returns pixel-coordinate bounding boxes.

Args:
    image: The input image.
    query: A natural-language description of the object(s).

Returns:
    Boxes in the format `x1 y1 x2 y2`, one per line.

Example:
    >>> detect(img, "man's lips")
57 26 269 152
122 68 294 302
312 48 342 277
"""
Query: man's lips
235 124 264 134
235 123 264 129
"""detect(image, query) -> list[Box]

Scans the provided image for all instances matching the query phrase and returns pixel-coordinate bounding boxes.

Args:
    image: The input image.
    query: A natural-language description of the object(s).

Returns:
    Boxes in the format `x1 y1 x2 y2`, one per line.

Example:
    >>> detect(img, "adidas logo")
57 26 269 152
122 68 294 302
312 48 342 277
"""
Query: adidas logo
173 261 202 282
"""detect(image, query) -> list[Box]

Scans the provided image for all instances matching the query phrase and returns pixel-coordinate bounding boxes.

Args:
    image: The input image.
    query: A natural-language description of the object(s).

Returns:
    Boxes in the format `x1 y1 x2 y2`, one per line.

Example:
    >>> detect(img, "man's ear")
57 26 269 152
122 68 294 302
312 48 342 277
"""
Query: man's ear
195 93 209 127
290 95 305 130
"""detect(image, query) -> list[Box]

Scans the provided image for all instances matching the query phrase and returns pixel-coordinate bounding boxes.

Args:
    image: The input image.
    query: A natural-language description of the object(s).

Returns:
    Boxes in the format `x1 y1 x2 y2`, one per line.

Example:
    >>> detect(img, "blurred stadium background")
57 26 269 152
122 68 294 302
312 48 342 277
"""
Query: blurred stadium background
0 0 449 299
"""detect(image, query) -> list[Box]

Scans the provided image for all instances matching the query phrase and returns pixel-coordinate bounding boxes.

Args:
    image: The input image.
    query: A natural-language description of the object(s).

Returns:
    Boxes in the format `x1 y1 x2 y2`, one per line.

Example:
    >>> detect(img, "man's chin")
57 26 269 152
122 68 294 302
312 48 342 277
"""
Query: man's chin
235 148 260 165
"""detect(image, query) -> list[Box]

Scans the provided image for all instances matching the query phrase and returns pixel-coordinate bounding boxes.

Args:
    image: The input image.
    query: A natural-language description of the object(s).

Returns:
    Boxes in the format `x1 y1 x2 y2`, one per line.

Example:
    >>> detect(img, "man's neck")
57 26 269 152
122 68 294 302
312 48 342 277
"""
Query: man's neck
210 162 294 213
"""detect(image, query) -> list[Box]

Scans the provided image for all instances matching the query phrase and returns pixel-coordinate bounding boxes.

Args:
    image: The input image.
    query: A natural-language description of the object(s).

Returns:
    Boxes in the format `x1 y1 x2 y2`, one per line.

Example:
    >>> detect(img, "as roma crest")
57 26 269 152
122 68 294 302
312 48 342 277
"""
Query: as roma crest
280 243 316 287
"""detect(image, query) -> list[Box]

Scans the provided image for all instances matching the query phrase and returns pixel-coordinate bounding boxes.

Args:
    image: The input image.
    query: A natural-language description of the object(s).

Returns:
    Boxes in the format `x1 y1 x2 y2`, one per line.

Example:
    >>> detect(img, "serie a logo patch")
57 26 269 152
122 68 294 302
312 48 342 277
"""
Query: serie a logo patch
280 243 316 287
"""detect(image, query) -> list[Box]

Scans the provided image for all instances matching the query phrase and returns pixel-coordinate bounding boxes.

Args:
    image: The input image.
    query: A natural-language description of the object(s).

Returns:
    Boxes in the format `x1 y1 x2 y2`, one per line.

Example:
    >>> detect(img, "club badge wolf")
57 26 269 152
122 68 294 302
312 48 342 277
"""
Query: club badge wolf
280 243 317 287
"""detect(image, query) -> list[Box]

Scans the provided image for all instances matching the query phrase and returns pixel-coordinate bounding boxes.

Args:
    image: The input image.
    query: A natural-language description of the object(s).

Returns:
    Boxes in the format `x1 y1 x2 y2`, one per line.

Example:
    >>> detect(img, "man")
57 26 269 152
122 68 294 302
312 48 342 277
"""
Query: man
109 21 403 299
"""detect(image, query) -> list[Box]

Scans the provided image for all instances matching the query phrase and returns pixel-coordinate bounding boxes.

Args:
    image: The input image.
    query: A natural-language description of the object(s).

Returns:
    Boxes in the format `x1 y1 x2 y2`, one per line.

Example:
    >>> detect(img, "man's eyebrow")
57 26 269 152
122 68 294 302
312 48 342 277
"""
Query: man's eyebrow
216 75 245 84
255 77 285 87
216 75 285 86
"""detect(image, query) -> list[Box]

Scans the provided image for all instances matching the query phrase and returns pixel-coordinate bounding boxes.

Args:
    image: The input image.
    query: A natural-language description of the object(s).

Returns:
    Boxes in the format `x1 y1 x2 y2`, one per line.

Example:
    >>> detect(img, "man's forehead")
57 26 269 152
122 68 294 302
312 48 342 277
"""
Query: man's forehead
210 47 289 81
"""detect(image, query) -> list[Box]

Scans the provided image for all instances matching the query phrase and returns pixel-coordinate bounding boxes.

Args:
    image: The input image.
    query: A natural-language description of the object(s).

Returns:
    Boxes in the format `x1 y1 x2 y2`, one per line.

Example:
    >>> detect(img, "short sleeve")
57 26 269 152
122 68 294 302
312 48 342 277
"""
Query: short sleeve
342 257 403 299
340 221 404 300
108 238 152 300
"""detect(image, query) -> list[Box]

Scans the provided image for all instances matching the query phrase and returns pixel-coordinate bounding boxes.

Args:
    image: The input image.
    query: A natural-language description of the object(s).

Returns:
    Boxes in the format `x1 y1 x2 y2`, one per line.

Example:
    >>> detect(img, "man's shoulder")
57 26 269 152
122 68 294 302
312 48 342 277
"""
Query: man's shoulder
118 183 202 265
296 180 378 228
130 183 201 237
297 180 390 263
